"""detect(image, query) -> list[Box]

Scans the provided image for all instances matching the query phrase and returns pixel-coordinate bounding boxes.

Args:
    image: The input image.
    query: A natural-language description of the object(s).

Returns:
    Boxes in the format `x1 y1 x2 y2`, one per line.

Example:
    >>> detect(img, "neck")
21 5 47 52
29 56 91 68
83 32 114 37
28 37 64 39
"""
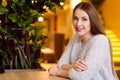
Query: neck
81 34 93 46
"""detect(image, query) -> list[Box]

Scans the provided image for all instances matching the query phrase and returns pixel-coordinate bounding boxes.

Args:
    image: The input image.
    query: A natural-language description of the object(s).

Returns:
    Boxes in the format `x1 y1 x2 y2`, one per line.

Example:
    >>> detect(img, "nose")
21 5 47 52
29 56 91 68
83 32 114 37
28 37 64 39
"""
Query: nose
77 20 82 27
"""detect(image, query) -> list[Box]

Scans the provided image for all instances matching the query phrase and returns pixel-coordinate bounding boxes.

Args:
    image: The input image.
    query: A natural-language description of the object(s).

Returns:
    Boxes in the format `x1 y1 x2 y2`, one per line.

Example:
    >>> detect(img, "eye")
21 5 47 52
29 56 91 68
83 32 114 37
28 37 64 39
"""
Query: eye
73 16 78 20
82 17 88 21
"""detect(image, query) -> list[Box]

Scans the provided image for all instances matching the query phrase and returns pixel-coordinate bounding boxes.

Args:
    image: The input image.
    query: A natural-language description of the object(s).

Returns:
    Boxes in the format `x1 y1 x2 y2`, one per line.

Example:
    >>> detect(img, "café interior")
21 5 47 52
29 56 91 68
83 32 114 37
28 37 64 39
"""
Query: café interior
0 0 120 80
41 0 120 71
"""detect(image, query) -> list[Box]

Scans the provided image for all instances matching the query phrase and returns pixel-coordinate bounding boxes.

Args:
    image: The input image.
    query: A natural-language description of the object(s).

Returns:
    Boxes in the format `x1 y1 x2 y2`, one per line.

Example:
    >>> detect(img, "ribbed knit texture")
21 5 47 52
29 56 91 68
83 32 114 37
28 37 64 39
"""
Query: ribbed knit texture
57 34 115 80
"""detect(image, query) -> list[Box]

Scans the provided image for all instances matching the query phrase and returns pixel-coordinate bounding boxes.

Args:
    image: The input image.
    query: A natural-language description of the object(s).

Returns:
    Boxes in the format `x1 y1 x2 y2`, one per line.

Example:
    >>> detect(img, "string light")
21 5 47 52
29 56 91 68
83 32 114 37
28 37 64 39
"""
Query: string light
35 0 37 3
31 0 34 4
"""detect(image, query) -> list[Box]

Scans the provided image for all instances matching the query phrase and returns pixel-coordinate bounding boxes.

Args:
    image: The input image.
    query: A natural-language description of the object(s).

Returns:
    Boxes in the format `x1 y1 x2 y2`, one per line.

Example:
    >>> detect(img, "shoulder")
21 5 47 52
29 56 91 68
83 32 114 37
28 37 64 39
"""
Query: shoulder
92 34 109 45
94 34 109 41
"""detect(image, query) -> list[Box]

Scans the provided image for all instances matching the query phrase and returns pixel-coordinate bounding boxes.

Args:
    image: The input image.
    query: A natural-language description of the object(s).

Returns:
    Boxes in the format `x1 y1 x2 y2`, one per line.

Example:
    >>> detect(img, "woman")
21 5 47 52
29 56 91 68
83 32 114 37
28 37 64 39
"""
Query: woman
48 2 115 80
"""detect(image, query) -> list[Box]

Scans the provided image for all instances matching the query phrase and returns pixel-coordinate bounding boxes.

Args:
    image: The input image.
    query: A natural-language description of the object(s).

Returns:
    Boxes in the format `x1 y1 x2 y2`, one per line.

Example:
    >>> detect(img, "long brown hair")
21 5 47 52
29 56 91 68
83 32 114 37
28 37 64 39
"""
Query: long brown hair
73 2 115 76
73 2 105 35
109 39 118 77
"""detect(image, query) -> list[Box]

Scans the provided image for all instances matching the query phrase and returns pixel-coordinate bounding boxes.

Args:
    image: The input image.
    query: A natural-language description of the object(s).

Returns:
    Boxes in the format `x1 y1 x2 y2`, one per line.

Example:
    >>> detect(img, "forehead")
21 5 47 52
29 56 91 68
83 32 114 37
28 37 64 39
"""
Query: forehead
74 9 89 18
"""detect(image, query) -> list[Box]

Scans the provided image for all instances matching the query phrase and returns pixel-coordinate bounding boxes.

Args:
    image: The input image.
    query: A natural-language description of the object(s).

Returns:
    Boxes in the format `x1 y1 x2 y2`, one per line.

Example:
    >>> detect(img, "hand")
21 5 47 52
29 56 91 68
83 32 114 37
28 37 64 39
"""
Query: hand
48 66 59 76
74 59 88 71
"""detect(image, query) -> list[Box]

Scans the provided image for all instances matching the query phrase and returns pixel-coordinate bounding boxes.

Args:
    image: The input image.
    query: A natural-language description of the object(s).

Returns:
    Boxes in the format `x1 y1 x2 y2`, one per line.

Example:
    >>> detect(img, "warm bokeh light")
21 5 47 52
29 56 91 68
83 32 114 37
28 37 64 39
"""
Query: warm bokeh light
38 16 44 22
71 0 81 8
60 2 64 6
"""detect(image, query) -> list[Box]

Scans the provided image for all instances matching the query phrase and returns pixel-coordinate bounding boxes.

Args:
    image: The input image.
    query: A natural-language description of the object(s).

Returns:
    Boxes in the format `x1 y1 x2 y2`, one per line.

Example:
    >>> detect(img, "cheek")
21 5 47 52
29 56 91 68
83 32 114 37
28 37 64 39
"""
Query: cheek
86 22 91 29
73 21 77 26
86 26 91 32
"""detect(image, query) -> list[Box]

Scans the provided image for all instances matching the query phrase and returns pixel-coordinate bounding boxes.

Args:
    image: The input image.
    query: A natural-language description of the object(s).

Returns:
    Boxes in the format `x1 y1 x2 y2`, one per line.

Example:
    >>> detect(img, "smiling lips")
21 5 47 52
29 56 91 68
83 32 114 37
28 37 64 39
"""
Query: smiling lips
76 27 82 32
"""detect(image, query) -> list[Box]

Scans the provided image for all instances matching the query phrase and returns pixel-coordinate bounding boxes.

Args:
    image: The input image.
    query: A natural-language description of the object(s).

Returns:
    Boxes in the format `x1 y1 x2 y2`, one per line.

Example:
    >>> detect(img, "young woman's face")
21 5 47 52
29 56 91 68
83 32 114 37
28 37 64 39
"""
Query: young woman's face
73 9 92 37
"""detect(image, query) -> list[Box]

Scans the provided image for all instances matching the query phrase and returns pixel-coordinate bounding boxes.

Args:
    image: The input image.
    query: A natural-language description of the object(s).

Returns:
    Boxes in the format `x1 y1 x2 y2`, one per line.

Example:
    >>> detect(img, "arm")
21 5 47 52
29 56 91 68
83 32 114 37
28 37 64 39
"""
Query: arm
49 59 88 78
61 64 74 70
58 34 88 71
48 35 77 78
49 60 88 78
69 35 112 80
57 35 77 69
62 59 88 71
49 66 69 78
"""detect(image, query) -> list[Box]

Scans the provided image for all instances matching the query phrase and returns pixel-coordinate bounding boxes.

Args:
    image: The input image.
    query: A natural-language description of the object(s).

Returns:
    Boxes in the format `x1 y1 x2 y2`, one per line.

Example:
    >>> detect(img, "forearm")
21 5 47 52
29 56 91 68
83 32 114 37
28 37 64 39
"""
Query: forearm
56 69 69 78
62 64 74 70
61 60 88 71
49 66 70 79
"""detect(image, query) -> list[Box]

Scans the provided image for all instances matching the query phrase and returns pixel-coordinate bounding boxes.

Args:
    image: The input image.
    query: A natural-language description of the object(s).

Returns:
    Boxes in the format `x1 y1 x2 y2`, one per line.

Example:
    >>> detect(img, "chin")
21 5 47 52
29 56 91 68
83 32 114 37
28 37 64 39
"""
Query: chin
77 33 83 36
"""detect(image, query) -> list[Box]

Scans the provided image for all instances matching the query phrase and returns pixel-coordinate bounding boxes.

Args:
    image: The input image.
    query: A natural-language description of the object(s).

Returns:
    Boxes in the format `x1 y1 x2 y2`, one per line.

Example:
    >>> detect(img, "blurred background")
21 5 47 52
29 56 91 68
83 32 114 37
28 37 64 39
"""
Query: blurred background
41 0 120 68
0 0 120 71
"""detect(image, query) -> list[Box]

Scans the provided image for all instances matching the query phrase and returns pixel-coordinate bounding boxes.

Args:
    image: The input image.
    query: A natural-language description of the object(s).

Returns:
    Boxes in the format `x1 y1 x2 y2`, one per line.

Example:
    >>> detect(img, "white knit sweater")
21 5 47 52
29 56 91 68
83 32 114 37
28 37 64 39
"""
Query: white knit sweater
57 34 115 80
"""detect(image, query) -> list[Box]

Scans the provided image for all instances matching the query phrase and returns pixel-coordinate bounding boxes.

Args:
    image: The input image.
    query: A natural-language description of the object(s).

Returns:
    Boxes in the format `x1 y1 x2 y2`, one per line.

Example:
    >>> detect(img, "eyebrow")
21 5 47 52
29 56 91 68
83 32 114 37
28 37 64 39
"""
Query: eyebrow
73 15 89 19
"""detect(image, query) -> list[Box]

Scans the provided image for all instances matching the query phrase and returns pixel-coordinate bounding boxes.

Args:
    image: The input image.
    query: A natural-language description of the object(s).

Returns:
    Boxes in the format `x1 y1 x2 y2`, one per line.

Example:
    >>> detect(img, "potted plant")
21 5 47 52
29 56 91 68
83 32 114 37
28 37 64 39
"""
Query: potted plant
0 0 65 69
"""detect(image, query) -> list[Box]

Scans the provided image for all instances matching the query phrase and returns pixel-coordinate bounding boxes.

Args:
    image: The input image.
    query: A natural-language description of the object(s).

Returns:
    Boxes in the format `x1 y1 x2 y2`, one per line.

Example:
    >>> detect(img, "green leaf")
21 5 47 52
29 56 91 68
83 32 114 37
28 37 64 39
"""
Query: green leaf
8 14 17 22
26 26 33 31
18 0 26 7
0 5 8 14
0 27 8 34
30 10 39 16
22 4 30 11
13 0 19 3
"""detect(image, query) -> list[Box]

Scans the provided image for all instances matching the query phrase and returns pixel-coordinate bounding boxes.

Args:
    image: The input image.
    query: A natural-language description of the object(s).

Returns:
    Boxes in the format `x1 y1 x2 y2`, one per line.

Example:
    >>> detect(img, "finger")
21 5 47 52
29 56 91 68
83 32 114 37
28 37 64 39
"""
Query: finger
77 60 88 69
77 60 88 67
75 61 88 71
75 65 85 71
76 63 87 70
77 62 88 69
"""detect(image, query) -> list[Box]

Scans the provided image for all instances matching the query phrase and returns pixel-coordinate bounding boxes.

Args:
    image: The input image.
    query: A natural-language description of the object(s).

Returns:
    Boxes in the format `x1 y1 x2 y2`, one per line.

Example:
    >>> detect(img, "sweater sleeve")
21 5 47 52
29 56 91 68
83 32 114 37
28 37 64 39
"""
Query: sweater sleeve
57 35 77 69
68 35 111 80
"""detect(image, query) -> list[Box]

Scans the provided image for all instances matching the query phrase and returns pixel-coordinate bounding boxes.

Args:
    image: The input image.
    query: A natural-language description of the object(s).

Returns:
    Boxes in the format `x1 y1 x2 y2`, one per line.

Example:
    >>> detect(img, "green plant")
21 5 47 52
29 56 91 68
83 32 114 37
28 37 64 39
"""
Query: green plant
0 0 65 69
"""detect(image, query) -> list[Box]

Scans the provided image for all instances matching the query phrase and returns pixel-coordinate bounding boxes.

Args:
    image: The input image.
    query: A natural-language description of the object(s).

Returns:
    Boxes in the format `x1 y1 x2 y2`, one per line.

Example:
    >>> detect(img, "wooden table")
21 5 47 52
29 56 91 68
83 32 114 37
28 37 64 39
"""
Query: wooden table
0 70 69 80
0 63 69 80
